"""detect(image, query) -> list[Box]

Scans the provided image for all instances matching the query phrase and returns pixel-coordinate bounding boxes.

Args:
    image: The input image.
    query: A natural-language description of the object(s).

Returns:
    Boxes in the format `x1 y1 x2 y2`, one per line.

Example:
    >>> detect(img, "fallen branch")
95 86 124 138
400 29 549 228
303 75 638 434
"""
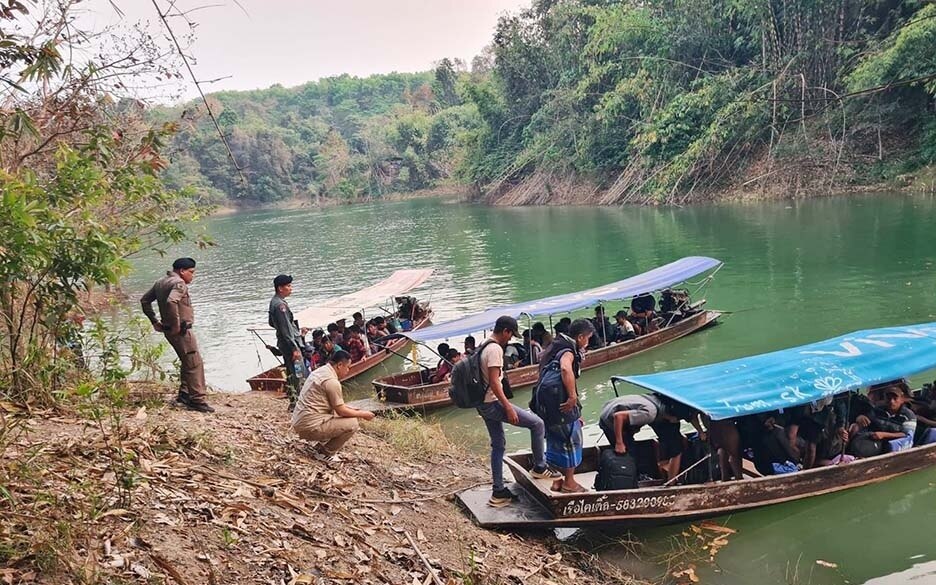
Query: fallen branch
404 530 445 585
151 553 191 585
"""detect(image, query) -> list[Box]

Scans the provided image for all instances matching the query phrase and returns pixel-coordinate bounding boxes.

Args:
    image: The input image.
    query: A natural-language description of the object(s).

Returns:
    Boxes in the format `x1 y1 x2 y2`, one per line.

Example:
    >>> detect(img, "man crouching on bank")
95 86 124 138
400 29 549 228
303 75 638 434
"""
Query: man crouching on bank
291 350 375 462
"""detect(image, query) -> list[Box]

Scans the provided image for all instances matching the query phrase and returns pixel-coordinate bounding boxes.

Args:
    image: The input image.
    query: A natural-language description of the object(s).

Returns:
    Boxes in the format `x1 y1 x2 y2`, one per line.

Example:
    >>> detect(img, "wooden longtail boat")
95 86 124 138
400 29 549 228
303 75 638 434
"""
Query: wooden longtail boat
363 257 725 412
247 311 433 390
457 322 936 529
246 269 433 391
458 441 936 528
371 305 720 410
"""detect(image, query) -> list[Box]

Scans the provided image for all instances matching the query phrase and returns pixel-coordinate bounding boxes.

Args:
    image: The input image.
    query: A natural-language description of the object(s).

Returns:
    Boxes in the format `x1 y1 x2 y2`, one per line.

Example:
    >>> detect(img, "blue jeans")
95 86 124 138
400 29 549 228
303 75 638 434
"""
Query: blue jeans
477 401 547 490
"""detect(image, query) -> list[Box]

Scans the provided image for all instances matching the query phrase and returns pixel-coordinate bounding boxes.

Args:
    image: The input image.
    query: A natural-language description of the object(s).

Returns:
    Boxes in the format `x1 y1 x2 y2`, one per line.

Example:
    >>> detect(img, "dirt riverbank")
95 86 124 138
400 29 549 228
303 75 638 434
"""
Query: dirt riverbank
0 388 645 584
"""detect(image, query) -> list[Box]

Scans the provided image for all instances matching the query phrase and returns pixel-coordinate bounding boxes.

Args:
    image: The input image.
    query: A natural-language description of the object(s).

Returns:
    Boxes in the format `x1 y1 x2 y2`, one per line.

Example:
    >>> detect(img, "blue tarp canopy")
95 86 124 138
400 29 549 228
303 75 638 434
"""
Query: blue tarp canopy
407 256 721 342
619 323 936 420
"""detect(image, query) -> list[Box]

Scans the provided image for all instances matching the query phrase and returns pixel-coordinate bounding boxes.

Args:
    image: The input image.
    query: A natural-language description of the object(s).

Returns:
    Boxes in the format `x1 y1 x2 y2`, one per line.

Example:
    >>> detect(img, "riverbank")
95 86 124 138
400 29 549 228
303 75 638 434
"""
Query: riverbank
210 185 469 216
0 388 642 584
478 156 935 207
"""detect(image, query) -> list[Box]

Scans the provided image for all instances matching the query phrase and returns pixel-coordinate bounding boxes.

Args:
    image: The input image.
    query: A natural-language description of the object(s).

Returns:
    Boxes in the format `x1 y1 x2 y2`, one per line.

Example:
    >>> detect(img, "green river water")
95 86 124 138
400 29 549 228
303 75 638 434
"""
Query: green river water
124 194 936 585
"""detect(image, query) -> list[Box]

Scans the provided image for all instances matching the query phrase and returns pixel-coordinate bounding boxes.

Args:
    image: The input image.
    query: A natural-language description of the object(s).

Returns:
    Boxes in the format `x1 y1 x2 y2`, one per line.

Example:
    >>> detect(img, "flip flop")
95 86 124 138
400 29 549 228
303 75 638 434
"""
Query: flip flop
560 484 588 494
550 479 564 492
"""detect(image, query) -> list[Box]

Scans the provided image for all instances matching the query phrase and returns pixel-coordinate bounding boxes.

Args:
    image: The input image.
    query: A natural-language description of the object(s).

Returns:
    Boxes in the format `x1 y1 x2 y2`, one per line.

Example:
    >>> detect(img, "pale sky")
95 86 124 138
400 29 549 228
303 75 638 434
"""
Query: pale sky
82 0 528 102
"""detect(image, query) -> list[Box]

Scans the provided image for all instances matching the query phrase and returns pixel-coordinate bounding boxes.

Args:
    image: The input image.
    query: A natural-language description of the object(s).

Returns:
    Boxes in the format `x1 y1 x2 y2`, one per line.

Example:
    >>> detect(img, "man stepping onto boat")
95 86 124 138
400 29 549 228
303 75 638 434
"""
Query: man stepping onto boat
477 316 560 507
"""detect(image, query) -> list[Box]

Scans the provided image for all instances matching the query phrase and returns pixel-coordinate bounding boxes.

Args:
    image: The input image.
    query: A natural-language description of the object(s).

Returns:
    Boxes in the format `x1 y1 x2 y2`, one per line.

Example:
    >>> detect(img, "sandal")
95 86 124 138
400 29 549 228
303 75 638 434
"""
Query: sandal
560 484 588 494
550 479 564 492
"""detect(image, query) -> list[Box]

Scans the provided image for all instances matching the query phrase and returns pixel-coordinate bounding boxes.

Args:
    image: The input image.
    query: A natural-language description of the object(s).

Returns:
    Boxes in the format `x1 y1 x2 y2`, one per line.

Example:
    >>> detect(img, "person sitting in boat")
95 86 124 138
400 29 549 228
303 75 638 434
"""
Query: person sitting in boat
327 322 344 346
589 305 614 349
372 316 392 337
291 350 375 462
435 342 450 365
908 383 936 444
611 310 637 343
847 381 917 457
352 312 365 330
531 322 553 351
554 317 571 337
629 293 657 335
598 393 704 482
344 325 367 363
335 317 348 338
739 413 802 476
316 336 341 367
784 395 849 469
463 335 477 356
306 329 325 370
503 340 526 370
522 329 543 366
431 348 461 383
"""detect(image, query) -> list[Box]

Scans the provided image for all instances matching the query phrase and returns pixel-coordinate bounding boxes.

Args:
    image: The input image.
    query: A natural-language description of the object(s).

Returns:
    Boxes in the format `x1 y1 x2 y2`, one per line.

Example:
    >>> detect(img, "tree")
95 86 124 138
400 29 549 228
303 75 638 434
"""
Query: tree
0 0 206 403
433 58 461 108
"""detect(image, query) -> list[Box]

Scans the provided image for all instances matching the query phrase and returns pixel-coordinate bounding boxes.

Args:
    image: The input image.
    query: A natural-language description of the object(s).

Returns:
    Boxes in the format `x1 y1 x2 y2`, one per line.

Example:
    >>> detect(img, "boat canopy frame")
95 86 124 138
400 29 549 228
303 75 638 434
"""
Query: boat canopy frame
405 256 723 343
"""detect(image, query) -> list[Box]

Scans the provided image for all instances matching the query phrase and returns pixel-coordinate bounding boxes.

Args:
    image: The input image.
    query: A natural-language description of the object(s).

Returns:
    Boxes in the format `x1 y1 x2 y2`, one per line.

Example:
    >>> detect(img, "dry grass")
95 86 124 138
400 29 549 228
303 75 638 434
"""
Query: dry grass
362 410 456 461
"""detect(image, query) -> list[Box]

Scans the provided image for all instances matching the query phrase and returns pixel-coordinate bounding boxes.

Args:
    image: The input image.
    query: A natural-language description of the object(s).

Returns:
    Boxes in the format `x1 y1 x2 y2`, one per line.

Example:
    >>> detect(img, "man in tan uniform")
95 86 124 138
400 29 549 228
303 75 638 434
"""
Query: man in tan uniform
140 257 214 413
291 349 374 462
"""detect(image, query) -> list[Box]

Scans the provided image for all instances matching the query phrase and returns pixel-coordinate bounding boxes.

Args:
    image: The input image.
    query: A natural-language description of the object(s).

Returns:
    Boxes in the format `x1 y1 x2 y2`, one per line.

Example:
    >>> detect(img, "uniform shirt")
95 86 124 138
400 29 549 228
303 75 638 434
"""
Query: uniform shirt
268 294 302 353
291 363 345 429
479 337 504 403
141 271 193 334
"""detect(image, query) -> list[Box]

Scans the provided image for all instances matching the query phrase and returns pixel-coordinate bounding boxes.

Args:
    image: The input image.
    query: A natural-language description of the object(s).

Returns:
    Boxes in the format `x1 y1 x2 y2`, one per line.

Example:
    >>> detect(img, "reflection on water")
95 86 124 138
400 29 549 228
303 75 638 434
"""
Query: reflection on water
125 193 936 584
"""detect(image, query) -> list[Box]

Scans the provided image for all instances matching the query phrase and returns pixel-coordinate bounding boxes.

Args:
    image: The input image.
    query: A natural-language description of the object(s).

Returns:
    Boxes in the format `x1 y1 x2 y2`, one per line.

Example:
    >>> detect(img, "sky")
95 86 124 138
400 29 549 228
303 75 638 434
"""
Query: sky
81 0 529 102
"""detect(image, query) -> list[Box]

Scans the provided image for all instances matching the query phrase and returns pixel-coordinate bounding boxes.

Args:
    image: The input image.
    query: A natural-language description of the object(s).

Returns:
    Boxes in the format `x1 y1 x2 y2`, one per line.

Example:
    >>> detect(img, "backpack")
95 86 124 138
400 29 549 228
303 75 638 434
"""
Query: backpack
593 449 638 491
679 436 719 485
449 340 499 408
529 349 579 425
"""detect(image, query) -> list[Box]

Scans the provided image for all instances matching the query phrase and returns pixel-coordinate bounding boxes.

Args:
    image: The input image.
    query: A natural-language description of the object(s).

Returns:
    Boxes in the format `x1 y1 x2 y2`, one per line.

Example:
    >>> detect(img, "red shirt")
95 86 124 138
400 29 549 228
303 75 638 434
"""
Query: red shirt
346 336 366 362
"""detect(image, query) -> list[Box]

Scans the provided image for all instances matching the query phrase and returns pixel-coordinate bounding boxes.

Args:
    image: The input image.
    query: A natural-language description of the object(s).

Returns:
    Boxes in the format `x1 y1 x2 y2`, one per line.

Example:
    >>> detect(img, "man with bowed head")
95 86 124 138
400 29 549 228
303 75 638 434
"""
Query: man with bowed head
140 257 213 413
291 350 375 462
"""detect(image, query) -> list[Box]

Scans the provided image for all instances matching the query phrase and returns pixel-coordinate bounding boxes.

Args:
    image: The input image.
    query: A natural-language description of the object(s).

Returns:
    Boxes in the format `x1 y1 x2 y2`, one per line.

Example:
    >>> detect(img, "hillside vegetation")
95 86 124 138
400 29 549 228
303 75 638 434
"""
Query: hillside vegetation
162 0 936 205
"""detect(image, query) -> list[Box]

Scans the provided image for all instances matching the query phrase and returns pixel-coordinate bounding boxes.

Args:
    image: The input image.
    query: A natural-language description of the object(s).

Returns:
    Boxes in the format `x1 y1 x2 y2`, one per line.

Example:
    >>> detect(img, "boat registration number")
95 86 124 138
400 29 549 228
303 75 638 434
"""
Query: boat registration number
561 494 677 516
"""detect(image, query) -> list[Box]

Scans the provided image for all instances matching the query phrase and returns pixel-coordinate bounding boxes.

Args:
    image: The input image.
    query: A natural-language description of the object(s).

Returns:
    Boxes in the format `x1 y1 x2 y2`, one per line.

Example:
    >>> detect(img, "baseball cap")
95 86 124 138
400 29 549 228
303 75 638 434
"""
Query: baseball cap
494 315 520 337
273 274 293 288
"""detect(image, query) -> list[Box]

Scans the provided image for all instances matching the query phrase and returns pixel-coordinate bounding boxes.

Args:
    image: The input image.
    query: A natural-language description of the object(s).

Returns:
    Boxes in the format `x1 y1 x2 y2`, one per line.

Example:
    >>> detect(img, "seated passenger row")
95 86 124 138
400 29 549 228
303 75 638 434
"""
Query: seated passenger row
599 378 936 488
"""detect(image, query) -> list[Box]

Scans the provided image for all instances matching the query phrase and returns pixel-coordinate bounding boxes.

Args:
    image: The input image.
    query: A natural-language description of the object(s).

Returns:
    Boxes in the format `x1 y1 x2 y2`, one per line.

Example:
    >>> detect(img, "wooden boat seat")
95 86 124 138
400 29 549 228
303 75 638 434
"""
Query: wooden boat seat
742 458 763 478
527 470 665 492
530 471 598 493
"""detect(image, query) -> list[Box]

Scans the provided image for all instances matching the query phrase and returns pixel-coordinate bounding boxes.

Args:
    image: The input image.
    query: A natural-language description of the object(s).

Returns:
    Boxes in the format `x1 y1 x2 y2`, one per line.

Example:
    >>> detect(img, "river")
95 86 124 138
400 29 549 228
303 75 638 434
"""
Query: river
124 194 936 584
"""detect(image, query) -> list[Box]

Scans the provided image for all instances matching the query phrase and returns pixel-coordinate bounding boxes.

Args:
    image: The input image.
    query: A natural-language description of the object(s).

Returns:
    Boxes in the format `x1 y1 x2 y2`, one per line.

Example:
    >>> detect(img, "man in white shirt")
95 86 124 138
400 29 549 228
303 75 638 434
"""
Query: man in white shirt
476 315 559 507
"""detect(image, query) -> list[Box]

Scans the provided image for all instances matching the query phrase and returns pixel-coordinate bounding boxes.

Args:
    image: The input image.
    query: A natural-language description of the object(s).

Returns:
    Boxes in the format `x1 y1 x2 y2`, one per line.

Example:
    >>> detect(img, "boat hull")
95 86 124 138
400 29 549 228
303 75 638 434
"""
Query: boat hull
246 312 432 391
465 442 936 528
373 307 721 407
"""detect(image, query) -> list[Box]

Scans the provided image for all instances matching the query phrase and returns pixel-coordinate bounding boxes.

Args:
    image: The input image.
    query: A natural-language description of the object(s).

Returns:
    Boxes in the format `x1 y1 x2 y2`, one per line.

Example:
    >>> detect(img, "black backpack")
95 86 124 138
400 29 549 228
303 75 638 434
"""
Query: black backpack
449 340 500 408
530 349 579 425
680 436 719 485
593 449 638 491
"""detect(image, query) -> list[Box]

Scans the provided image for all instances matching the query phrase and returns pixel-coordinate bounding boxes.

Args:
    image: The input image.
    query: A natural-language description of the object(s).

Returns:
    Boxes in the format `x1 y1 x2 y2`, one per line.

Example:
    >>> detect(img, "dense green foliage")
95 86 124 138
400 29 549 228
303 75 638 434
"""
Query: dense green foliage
165 0 934 204
0 1 202 403
158 61 482 203
461 0 936 202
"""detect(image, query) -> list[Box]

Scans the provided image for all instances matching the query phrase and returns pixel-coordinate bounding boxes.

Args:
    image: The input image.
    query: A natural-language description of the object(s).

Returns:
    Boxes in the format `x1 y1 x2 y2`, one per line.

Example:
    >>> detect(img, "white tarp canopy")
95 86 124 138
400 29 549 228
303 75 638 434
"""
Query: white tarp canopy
250 269 433 330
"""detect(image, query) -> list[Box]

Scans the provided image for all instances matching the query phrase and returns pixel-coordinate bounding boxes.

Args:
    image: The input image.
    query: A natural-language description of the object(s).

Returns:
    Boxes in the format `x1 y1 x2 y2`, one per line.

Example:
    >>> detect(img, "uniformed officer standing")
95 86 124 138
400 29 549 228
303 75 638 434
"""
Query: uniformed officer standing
140 257 214 413
269 274 306 410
